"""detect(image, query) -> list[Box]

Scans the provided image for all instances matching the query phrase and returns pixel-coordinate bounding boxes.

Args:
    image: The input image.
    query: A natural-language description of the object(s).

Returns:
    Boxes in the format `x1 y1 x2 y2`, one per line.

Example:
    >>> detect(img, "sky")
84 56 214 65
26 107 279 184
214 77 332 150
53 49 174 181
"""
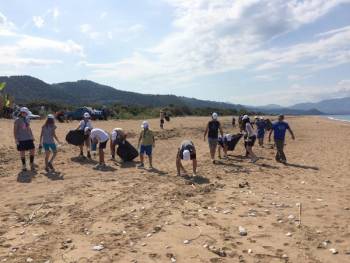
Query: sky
0 0 350 106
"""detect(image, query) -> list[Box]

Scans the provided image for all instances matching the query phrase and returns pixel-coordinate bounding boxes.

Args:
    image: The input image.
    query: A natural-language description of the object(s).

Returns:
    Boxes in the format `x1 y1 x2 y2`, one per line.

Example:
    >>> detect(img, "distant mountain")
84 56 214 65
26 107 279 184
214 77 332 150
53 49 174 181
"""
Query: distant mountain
0 75 239 109
290 97 350 114
247 105 324 116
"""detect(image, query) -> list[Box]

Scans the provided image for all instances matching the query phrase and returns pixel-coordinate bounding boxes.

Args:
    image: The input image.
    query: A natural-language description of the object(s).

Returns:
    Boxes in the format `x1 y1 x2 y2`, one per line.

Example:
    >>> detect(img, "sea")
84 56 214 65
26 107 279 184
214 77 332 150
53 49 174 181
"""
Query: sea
327 115 350 122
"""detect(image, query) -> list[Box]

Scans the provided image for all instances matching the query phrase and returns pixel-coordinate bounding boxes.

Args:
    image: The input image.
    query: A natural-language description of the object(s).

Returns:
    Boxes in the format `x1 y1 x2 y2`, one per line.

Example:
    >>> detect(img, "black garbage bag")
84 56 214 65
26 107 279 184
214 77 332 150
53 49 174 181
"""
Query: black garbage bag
66 130 85 146
227 133 243 151
117 140 139 162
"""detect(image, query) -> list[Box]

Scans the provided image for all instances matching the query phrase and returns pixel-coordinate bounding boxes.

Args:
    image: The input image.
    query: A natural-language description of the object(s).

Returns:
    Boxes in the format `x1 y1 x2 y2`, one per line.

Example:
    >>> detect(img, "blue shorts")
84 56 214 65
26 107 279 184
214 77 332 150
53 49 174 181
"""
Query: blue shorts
257 130 265 139
43 143 57 152
140 145 152 156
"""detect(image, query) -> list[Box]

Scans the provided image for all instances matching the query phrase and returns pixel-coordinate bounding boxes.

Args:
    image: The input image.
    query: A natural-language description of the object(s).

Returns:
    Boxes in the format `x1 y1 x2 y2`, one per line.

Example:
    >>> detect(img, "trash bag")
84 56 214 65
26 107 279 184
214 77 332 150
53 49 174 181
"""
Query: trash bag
227 133 243 151
66 130 85 146
165 115 170 122
117 140 139 162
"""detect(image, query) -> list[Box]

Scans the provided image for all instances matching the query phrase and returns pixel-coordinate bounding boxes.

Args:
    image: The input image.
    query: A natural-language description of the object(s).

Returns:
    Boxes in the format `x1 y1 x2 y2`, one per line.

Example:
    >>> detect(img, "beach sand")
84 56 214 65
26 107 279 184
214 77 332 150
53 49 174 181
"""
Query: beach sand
0 116 349 263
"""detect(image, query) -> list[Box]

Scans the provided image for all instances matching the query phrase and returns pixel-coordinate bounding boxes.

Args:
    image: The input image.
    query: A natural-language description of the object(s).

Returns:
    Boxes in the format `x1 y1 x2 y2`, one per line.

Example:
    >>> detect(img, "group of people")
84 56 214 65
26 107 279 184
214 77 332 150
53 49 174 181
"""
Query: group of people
203 113 295 165
13 107 295 176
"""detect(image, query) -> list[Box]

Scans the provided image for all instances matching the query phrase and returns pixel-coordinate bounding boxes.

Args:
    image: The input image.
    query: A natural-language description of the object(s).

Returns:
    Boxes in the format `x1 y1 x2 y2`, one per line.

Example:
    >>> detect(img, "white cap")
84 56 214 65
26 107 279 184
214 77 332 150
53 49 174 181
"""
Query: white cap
20 107 30 115
212 112 218 120
84 127 91 133
183 150 191 161
254 116 259 119
83 112 91 118
141 121 149 129
260 116 264 120
47 114 54 119
242 115 249 120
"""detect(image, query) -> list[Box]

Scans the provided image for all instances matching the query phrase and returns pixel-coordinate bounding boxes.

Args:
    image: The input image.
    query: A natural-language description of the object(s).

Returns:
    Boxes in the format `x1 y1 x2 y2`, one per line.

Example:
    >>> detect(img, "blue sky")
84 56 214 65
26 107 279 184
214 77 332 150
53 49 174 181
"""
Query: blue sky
0 0 350 106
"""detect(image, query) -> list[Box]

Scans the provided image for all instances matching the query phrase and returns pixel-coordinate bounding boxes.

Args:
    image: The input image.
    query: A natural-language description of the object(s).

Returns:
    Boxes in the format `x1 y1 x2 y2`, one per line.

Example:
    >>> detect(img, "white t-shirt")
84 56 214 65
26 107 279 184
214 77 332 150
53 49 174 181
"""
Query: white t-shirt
79 119 93 130
90 128 109 143
245 123 256 137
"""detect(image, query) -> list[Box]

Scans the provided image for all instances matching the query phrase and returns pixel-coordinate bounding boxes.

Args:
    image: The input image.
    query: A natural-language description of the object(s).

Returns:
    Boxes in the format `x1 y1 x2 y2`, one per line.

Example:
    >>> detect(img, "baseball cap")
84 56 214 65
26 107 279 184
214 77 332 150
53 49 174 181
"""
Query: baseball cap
212 112 218 120
20 107 30 115
141 121 149 129
242 115 249 120
183 150 191 161
83 112 91 118
47 114 54 119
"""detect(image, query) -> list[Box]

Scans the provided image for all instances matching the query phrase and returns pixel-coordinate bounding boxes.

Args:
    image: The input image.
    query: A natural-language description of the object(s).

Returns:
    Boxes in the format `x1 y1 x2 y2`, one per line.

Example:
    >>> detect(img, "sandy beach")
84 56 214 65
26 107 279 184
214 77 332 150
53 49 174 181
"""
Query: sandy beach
0 116 349 263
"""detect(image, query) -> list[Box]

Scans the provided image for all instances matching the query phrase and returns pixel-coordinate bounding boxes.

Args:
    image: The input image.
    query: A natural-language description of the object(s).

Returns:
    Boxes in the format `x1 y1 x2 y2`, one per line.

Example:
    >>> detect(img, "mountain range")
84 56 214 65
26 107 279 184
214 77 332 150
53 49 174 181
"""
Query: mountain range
0 75 348 115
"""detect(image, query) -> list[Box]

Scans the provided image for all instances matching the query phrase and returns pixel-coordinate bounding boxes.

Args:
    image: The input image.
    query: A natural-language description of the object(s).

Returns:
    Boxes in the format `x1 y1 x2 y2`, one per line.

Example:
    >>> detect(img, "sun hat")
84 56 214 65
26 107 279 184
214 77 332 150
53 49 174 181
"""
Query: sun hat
212 112 218 120
141 121 149 129
20 107 30 115
183 150 191 161
83 112 91 118
47 114 54 119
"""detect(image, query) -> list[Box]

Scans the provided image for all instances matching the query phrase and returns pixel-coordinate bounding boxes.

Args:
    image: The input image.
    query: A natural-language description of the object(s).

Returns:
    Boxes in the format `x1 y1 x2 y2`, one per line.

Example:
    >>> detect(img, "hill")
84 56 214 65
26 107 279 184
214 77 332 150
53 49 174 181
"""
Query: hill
290 97 350 115
0 75 238 109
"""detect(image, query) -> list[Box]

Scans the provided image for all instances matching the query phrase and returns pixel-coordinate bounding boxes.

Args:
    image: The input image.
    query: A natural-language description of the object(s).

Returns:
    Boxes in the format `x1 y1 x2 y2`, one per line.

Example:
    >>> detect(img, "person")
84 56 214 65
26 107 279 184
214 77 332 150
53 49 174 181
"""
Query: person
218 133 235 159
88 128 109 167
137 121 155 168
256 117 267 147
110 128 127 160
176 140 197 177
242 115 258 163
39 114 61 172
238 115 244 132
160 110 165 129
204 113 224 164
232 117 236 128
76 112 93 158
13 107 36 171
269 115 295 164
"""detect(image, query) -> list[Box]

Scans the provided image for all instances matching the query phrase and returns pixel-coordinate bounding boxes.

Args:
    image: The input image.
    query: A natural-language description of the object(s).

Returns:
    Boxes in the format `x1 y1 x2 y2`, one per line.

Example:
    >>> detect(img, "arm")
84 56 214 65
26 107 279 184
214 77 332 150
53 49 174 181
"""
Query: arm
268 129 273 142
219 123 224 137
13 121 18 144
39 128 43 146
137 132 142 148
53 130 61 144
288 127 295 140
29 127 35 141
204 123 209 141
152 134 155 147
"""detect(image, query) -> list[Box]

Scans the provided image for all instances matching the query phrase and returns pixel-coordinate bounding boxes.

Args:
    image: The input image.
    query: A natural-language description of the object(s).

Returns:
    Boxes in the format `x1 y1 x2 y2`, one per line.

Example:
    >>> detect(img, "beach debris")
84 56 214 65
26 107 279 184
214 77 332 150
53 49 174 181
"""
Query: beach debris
166 253 176 262
183 240 190 244
208 246 227 257
329 248 338 254
238 226 247 236
288 215 295 220
26 258 34 262
223 209 231 214
239 182 249 188
296 203 302 227
92 244 104 251
146 233 152 238
248 249 253 254
141 243 147 247
318 240 331 249
282 254 288 259
286 232 292 237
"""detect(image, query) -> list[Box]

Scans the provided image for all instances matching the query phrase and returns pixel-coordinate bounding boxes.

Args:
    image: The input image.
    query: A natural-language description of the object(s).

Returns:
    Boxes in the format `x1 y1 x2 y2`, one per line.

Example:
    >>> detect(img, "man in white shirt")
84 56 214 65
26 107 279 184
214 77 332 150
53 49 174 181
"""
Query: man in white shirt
87 128 109 167
76 112 93 158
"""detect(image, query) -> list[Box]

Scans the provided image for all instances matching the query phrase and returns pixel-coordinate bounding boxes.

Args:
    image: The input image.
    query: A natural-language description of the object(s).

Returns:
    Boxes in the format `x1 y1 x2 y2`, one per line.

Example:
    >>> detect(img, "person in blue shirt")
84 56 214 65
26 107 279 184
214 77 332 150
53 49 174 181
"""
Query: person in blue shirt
268 115 295 164
255 117 267 147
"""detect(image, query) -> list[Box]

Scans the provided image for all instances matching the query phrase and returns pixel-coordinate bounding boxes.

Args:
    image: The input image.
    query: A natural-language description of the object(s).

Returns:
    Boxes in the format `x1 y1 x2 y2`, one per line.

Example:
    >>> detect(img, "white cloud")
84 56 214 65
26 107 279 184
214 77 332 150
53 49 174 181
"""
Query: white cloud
85 0 350 86
51 8 60 19
32 16 44 28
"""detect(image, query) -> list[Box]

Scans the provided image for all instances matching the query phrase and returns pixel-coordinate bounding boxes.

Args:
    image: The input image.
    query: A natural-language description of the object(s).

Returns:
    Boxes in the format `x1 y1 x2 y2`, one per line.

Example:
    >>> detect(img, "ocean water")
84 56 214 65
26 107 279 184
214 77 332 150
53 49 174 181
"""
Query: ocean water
327 115 350 122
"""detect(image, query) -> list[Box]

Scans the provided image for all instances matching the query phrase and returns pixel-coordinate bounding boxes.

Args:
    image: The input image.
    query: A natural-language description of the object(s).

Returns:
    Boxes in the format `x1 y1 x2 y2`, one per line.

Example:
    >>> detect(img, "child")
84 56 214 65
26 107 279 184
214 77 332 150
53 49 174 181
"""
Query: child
14 107 36 171
176 140 197 177
110 128 126 160
76 112 93 158
218 134 232 159
40 114 61 172
137 121 155 168
88 128 109 168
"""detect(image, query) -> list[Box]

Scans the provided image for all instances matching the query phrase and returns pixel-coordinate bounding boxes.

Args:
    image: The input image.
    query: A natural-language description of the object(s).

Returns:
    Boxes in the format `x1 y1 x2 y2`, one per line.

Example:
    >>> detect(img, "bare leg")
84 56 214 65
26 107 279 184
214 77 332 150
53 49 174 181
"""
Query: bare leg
223 145 228 158
246 146 257 161
140 154 144 165
45 151 50 168
79 145 84 155
176 157 181 176
99 148 104 164
218 146 222 159
192 159 197 175
148 155 153 168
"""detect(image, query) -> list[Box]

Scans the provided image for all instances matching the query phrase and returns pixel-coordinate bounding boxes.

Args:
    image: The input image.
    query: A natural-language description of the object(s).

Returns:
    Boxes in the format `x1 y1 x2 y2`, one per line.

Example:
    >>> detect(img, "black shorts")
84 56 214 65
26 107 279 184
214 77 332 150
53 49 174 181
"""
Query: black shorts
17 140 35 151
179 146 196 160
99 140 108 149
245 136 256 147
160 119 165 124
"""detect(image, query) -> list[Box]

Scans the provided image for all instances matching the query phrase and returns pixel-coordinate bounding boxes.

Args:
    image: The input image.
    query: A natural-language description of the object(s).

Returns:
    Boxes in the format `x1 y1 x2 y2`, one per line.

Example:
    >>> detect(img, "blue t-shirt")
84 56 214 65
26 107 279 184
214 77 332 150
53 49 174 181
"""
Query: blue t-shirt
256 120 266 132
272 121 290 140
